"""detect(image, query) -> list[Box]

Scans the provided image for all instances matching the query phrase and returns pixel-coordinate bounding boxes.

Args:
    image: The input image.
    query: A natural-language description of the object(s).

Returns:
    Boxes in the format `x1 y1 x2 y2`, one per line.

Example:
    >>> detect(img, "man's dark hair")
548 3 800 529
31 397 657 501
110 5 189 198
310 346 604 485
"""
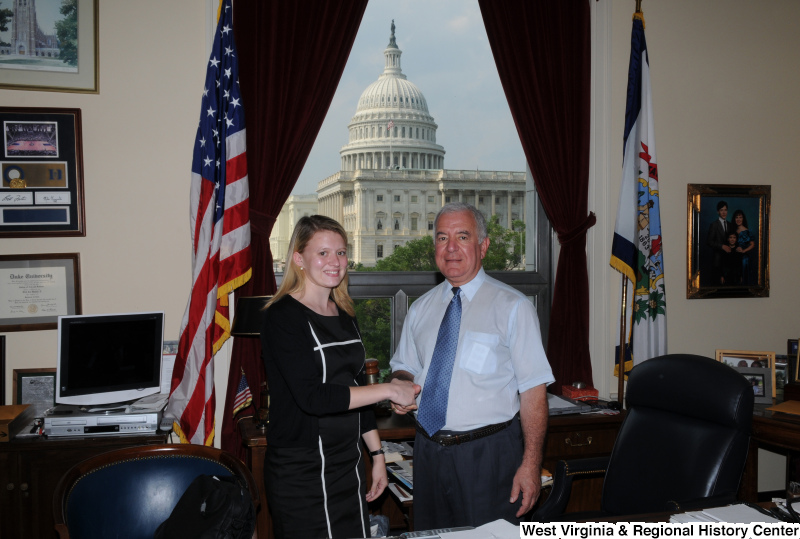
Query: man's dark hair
716 200 728 211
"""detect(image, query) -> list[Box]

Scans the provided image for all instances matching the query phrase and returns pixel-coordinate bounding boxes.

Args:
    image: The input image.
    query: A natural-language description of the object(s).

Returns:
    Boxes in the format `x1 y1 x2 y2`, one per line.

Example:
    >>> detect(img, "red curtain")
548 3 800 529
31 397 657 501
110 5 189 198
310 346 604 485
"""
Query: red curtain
222 0 369 456
479 0 594 392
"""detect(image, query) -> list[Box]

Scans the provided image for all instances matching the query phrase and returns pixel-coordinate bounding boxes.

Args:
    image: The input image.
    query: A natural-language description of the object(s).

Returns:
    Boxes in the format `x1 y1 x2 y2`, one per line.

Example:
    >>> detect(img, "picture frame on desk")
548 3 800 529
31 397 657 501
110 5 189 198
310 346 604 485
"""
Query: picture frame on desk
715 349 776 398
788 339 799 358
775 355 789 396
0 335 5 405
687 184 770 299
13 367 56 407
735 367 773 405
0 107 86 237
0 253 82 332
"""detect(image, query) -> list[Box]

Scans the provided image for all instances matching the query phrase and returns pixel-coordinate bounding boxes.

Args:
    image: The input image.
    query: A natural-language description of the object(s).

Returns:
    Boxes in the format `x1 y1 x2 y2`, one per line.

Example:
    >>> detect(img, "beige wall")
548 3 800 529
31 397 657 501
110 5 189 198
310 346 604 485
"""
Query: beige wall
2 0 798 481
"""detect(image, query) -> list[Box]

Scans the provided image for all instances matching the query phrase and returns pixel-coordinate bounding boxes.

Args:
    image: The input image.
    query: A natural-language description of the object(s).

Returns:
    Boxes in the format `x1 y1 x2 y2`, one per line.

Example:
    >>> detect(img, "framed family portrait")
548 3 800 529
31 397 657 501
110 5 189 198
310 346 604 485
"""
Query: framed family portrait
0 253 82 332
716 349 776 399
0 0 99 93
687 184 770 299
0 107 85 237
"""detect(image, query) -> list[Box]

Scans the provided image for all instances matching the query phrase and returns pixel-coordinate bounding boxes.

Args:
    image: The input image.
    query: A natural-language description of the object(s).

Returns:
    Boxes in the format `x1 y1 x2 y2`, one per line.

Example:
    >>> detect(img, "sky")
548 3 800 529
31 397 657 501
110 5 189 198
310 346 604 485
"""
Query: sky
292 0 526 195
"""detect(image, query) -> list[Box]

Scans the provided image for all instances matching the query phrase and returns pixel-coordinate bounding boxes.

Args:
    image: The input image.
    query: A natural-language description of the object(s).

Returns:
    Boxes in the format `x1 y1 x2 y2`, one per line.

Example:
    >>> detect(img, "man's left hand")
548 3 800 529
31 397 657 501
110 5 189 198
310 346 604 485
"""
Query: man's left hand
510 458 542 517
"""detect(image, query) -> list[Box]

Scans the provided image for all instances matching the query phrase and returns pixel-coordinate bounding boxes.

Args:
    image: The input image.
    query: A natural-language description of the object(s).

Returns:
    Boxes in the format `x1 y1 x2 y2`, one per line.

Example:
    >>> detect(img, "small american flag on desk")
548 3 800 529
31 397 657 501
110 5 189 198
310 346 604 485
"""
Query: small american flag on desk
232 369 253 417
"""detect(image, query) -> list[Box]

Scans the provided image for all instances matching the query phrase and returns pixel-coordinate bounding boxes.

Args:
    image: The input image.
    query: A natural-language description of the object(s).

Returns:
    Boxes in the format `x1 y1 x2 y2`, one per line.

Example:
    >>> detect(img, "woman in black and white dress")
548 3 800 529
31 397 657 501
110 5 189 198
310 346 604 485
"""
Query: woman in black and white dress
261 215 419 539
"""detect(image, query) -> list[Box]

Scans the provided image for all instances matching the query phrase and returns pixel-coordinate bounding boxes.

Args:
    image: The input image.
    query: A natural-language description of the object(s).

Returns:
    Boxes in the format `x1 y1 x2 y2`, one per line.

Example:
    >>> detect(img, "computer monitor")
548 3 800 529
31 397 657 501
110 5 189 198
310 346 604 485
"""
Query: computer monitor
55 311 165 407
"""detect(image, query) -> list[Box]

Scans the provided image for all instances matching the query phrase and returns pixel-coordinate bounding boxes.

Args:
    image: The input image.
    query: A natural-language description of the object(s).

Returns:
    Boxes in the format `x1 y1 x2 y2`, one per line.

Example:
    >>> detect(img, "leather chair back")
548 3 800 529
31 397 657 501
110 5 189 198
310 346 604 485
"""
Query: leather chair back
53 443 258 539
601 354 754 515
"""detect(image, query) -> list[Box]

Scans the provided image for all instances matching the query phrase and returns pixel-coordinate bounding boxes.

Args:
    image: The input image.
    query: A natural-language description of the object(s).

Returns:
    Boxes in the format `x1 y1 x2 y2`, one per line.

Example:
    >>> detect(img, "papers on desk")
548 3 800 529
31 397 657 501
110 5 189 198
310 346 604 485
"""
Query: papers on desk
388 482 413 502
438 519 518 538
670 503 781 523
387 460 413 490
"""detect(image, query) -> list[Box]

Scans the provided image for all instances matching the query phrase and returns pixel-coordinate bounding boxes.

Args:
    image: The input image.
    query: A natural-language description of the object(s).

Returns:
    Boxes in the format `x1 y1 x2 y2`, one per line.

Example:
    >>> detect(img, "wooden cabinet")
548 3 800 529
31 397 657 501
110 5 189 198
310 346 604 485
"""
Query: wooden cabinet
0 433 166 539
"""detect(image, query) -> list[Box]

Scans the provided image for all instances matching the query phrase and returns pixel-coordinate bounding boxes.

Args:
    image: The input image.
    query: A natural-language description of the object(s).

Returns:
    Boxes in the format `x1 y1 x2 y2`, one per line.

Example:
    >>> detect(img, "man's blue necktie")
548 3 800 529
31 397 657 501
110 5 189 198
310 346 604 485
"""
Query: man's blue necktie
418 287 462 437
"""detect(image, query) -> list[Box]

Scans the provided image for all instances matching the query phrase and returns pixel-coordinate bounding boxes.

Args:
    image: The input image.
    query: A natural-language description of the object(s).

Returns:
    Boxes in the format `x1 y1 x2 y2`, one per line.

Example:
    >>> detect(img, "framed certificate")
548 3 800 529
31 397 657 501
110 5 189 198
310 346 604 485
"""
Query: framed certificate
0 253 82 332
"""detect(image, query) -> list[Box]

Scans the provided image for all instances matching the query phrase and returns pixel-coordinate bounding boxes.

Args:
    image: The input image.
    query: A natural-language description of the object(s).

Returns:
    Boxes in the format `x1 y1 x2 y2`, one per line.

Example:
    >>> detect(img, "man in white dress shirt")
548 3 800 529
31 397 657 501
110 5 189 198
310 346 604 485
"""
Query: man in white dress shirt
389 202 554 529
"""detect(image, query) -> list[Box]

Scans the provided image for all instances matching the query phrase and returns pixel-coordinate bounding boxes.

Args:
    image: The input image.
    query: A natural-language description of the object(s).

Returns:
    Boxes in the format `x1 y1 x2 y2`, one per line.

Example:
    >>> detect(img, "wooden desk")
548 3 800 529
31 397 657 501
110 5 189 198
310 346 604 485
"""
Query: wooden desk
0 432 167 539
740 405 800 501
239 411 624 538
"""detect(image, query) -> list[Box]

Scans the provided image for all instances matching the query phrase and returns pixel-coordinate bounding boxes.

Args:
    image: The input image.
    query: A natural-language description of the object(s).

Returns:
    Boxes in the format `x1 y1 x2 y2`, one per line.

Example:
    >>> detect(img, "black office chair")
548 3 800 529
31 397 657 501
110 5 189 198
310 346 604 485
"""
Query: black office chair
53 443 259 539
533 354 754 521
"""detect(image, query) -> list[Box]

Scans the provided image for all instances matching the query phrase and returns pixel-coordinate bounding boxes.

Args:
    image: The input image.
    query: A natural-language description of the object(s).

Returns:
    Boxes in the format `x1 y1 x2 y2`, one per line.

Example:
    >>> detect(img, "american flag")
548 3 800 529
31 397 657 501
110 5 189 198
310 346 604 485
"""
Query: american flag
165 0 251 446
387 120 394 130
232 369 253 417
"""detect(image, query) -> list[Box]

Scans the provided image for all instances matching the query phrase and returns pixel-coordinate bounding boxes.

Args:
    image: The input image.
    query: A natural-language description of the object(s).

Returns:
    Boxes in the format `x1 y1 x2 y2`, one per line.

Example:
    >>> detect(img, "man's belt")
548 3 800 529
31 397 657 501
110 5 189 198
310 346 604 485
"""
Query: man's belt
415 417 515 447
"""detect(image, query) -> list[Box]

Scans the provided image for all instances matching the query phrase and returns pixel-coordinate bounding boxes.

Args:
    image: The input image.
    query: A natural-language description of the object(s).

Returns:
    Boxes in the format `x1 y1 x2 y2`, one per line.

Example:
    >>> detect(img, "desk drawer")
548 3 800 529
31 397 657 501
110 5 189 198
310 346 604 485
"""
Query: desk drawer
544 427 617 460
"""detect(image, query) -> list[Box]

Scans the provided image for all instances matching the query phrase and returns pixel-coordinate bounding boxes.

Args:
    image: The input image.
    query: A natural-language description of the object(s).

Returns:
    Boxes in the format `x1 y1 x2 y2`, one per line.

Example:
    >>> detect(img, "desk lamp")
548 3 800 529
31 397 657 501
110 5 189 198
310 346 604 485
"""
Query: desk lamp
231 296 272 430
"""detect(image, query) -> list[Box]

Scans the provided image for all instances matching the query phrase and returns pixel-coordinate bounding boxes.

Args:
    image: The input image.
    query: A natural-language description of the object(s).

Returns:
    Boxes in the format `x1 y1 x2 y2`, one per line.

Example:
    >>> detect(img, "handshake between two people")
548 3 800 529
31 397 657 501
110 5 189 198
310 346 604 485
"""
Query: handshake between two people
388 377 420 414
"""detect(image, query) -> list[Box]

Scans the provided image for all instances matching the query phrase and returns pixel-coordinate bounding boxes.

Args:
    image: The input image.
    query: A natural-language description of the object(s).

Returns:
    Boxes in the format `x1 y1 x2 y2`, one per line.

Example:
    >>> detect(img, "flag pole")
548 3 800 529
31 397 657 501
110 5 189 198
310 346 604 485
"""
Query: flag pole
617 274 629 405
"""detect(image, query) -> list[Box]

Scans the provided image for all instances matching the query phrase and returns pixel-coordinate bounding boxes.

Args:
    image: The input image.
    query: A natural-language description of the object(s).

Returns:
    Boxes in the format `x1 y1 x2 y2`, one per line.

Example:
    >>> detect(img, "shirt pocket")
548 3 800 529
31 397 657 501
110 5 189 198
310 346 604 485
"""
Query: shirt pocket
459 330 499 375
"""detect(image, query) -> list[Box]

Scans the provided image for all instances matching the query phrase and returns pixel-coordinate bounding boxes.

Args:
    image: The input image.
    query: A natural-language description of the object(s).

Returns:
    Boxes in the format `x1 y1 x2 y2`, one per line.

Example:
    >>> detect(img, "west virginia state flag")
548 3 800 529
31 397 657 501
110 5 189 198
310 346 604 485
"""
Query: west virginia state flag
610 12 667 377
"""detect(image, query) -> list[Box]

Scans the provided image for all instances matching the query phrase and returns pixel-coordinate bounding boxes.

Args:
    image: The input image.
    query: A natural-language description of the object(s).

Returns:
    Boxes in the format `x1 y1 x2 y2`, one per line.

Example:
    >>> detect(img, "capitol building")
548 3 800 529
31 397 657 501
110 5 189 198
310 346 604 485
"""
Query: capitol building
271 22 530 268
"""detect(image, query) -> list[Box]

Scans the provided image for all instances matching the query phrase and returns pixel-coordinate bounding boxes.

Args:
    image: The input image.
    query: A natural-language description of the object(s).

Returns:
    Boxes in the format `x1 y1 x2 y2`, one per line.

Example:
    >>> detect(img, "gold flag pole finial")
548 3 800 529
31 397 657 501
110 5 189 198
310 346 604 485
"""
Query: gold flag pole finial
633 0 645 27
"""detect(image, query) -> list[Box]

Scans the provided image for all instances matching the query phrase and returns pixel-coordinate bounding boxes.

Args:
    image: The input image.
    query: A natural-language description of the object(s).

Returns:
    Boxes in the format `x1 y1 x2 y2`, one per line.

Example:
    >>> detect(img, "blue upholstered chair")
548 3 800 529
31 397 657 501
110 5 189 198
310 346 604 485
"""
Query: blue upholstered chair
53 443 259 539
532 354 754 521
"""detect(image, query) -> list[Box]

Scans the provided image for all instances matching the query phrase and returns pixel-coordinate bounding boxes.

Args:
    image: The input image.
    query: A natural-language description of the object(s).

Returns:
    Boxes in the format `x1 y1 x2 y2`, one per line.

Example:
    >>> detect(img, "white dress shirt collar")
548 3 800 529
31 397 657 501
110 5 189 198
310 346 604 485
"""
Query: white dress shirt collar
442 266 486 303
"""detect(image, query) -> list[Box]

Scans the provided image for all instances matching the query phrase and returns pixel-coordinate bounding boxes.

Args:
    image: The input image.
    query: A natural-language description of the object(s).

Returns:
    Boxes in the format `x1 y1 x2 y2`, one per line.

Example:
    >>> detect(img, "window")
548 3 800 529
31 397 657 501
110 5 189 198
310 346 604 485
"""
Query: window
394 219 400 230
428 196 434 203
479 197 484 204
428 221 434 230
411 217 418 231
377 195 383 202
377 245 383 258
495 196 500 204
394 195 400 202
411 195 418 203
445 196 451 203
377 220 382 230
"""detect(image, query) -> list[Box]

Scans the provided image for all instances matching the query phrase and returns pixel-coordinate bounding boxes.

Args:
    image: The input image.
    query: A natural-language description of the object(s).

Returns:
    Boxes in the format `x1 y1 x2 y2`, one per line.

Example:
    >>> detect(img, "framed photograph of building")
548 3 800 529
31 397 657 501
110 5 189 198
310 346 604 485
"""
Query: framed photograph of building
0 107 85 237
687 184 770 299
0 0 98 93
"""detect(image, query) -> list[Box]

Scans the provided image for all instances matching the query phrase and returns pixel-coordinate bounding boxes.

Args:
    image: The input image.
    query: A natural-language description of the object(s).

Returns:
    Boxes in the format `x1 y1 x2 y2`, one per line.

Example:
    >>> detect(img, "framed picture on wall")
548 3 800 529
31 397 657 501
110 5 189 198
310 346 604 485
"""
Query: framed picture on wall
687 184 770 299
0 0 99 93
0 253 82 332
0 107 86 237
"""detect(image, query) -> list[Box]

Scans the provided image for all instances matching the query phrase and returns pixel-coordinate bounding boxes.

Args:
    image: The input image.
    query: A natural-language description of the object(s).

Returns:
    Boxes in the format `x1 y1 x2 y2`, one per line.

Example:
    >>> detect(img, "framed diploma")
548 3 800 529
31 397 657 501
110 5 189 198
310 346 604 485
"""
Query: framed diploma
0 107 86 238
0 253 82 332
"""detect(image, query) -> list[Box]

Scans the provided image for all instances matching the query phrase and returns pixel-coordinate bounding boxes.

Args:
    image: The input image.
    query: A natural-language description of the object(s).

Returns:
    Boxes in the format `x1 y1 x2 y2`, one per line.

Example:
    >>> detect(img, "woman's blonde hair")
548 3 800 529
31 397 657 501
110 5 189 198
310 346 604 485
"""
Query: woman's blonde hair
266 215 354 317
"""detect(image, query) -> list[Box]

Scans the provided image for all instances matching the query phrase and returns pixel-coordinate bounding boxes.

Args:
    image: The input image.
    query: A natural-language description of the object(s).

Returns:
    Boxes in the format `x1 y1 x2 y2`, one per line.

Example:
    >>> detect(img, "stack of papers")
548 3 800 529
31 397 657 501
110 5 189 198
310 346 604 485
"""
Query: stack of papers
670 504 780 523
382 440 413 463
387 461 413 490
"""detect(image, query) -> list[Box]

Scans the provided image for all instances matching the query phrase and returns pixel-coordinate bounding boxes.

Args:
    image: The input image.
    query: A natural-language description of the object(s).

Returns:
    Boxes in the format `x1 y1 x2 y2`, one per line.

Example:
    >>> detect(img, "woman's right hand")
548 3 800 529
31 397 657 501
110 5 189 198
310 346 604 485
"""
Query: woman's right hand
389 378 420 409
